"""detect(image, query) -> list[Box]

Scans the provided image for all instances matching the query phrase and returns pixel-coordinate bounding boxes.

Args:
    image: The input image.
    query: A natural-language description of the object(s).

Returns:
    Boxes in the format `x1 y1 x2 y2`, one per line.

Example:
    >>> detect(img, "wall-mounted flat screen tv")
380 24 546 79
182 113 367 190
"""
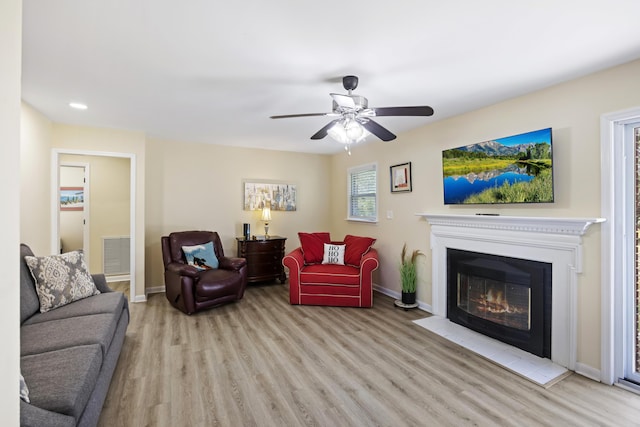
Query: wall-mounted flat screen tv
442 127 553 205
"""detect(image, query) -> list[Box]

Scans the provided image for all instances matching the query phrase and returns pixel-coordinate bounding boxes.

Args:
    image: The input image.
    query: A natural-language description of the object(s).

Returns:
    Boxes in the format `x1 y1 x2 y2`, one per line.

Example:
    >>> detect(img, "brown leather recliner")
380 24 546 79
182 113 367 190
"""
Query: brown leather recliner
161 231 247 314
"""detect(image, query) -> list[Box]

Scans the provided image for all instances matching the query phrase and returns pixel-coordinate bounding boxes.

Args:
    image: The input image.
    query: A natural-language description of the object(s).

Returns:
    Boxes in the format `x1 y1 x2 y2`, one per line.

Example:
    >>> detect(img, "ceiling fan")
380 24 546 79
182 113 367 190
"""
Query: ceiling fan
270 75 434 152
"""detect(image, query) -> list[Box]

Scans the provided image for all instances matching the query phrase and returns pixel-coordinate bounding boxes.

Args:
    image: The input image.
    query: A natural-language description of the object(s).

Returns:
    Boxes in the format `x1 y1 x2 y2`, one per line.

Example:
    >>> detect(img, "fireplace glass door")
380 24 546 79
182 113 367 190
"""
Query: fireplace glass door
457 272 531 332
447 249 551 358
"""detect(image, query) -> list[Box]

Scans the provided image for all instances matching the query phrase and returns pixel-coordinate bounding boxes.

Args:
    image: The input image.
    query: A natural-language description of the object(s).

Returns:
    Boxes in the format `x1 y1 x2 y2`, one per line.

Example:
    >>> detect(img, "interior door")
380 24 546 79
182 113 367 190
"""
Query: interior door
59 164 89 256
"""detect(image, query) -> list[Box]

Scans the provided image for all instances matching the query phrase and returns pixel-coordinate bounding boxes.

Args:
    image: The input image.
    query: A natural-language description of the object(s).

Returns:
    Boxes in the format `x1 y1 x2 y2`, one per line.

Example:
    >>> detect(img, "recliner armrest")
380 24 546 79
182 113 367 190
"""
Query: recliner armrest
219 256 247 271
166 262 199 278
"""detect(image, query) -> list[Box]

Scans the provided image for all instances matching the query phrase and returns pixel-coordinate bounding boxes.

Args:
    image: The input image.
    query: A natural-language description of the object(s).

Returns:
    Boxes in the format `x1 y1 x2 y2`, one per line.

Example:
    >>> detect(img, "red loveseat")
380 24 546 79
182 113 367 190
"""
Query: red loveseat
283 233 379 307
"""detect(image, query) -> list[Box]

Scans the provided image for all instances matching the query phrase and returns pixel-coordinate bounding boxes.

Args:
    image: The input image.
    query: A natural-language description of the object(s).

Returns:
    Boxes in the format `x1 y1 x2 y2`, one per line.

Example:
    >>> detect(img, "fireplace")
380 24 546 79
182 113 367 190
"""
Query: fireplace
419 214 604 369
447 249 551 358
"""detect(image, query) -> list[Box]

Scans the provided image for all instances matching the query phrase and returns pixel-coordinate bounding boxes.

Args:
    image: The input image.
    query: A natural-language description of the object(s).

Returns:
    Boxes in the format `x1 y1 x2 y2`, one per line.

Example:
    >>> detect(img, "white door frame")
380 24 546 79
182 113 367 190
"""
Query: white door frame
600 106 640 384
59 162 90 260
51 149 137 302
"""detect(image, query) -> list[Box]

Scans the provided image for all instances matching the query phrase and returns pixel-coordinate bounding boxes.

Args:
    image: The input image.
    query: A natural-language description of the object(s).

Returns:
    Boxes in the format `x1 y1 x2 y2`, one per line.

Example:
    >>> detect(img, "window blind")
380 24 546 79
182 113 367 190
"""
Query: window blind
348 163 377 221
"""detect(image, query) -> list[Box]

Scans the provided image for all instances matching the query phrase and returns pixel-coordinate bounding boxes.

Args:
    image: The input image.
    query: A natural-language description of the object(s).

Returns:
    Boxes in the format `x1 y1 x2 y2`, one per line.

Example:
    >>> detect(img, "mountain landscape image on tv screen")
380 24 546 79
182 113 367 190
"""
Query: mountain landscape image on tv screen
442 128 553 205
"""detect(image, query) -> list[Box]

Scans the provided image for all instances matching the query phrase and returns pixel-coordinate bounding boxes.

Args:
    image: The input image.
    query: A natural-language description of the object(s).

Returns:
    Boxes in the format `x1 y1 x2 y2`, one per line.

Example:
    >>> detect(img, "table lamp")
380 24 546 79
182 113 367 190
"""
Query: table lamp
261 206 272 237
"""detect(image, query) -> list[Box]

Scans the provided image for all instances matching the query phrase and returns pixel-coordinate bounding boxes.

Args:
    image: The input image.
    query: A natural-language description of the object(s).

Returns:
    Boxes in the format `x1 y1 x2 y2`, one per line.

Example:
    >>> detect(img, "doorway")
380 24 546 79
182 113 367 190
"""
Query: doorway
601 107 640 386
59 163 89 257
52 149 137 302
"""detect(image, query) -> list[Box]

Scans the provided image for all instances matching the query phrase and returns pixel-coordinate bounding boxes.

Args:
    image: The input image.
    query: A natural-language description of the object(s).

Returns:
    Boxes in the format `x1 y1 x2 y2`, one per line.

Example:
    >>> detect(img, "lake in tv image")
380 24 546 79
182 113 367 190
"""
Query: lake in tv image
442 128 553 205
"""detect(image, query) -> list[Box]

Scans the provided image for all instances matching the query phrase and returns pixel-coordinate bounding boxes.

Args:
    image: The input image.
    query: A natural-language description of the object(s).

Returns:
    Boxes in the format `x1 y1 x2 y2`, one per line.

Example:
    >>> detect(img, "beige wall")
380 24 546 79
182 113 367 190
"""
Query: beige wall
144 138 332 288
60 154 131 273
20 102 52 254
330 58 640 371
52 124 146 300
16 55 640 377
1 0 21 423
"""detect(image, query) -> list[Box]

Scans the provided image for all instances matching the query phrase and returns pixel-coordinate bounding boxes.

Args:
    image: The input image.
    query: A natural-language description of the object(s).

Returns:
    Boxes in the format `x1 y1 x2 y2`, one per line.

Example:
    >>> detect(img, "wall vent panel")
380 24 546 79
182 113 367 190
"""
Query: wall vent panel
103 236 130 276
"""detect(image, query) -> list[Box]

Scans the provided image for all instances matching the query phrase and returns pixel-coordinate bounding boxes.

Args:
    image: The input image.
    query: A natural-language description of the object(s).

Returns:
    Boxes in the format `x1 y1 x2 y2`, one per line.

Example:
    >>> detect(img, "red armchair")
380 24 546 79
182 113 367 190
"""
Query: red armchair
283 234 379 307
161 231 247 314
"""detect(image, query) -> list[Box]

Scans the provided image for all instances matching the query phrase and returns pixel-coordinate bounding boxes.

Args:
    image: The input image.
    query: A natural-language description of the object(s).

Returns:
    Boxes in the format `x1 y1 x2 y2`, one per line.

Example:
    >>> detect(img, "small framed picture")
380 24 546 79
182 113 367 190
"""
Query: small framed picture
390 162 412 193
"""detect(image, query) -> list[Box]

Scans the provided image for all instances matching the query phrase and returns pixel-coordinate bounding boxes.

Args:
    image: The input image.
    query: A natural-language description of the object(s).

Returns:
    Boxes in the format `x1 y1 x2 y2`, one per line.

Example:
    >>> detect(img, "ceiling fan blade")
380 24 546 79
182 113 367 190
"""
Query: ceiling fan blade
361 119 397 142
270 112 331 119
310 119 340 140
373 106 434 117
330 93 356 109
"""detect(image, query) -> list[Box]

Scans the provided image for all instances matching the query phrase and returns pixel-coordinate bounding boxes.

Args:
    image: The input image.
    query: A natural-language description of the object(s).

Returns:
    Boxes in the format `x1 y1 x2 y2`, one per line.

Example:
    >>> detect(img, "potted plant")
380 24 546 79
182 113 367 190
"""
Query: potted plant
400 243 422 305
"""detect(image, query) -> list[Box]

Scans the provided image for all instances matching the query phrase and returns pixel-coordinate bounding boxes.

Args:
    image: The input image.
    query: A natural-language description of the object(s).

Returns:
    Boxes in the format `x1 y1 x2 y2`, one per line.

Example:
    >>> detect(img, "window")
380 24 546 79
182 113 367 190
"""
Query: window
347 163 377 222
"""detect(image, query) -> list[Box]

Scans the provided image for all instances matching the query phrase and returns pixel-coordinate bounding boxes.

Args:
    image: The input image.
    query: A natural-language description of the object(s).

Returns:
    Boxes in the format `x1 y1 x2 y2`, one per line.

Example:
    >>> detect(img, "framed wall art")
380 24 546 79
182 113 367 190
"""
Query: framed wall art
243 181 297 211
390 162 412 193
60 187 84 211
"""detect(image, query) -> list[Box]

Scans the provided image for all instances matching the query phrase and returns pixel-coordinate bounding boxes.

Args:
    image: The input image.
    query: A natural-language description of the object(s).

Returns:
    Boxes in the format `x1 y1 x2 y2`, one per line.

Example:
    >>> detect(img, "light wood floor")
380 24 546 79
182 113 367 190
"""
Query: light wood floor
99 284 640 426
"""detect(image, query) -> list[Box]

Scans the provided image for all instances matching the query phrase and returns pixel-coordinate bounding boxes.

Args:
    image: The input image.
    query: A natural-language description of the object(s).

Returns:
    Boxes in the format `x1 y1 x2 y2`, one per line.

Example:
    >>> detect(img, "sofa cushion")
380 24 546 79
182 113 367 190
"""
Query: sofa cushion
322 243 345 265
298 232 331 265
182 241 219 270
344 235 377 267
24 251 100 313
21 344 103 421
21 313 119 358
20 244 41 324
22 292 126 326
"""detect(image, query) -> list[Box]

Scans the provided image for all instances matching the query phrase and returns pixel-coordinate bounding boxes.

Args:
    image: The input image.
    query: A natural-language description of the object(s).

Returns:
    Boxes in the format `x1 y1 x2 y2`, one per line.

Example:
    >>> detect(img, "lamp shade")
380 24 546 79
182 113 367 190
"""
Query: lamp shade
261 207 272 221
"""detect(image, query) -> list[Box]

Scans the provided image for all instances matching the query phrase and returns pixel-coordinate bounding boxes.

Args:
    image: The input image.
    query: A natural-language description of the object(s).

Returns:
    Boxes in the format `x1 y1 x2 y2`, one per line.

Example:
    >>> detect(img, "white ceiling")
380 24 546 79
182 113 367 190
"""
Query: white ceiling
21 1 640 155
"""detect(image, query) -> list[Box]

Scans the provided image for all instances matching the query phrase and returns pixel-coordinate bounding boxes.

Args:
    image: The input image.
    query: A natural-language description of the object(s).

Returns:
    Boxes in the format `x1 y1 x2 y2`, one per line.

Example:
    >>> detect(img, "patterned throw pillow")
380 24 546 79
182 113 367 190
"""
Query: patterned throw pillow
24 251 100 313
322 243 345 265
182 241 219 270
19 373 30 403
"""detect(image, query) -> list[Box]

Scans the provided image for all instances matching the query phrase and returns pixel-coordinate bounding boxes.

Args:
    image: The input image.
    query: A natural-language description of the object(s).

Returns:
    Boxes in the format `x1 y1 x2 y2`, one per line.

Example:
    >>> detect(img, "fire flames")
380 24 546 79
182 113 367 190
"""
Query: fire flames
478 288 523 314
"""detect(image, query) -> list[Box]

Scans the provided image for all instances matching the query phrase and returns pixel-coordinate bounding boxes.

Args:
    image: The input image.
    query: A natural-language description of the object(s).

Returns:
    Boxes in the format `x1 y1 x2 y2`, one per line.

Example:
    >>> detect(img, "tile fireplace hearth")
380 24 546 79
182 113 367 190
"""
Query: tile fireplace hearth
418 214 604 371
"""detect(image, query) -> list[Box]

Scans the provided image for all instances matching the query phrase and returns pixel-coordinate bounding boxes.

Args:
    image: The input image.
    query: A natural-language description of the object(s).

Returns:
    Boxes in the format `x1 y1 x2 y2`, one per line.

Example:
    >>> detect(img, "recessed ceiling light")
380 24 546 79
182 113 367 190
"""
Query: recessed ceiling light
69 102 88 110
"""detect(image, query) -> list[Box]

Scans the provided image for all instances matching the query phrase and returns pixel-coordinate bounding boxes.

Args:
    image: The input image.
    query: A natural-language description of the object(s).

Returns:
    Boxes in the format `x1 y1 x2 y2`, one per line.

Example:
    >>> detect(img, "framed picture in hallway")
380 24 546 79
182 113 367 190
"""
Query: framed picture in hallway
390 162 412 193
60 187 84 211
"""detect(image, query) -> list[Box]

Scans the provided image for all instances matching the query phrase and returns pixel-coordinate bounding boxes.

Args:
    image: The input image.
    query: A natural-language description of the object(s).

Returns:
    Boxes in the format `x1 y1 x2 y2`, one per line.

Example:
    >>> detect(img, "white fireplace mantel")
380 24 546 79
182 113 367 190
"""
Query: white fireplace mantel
418 214 605 236
417 213 605 370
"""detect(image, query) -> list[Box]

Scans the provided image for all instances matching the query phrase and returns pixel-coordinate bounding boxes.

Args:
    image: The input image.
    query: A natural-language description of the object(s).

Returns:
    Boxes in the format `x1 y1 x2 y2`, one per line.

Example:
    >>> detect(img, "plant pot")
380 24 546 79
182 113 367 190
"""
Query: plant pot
401 291 416 305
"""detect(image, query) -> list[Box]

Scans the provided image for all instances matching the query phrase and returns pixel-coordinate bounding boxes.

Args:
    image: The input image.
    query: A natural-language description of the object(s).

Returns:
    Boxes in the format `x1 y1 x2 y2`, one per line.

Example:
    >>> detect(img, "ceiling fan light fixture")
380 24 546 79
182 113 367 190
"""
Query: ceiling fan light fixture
327 118 367 145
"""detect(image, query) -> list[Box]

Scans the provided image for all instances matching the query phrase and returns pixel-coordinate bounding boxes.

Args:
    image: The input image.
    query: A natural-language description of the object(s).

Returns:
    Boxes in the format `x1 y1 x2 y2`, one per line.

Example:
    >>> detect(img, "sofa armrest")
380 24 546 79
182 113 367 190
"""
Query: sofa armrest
91 273 113 293
166 262 199 278
283 247 304 273
361 248 379 276
219 256 247 271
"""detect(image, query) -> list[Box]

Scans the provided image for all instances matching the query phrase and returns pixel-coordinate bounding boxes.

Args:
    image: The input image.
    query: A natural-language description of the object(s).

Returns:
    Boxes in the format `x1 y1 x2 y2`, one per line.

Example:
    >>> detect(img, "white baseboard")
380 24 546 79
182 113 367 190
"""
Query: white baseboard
575 362 601 382
145 285 165 294
373 283 433 314
106 274 130 283
132 294 147 303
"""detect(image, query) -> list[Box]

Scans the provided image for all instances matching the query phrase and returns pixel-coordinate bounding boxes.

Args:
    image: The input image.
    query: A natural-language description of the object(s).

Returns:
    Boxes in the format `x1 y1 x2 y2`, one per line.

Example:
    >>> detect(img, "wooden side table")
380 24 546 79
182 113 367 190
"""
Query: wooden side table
236 236 287 284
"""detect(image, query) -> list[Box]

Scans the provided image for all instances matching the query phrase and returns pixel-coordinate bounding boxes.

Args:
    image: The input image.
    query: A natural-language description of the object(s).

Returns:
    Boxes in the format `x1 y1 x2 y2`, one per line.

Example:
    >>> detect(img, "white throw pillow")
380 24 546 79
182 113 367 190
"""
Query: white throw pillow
322 243 345 265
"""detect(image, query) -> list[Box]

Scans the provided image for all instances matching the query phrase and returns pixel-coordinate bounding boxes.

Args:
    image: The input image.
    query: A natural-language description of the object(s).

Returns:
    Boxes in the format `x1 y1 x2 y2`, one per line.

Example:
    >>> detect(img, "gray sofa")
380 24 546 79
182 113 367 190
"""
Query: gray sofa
19 244 129 427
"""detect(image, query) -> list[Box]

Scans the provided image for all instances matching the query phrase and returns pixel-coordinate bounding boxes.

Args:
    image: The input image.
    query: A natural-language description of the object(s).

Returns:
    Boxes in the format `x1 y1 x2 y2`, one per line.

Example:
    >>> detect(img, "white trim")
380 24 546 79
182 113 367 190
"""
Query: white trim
52 149 138 303
145 285 165 295
575 362 601 383
105 274 131 283
373 283 433 313
600 106 640 385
